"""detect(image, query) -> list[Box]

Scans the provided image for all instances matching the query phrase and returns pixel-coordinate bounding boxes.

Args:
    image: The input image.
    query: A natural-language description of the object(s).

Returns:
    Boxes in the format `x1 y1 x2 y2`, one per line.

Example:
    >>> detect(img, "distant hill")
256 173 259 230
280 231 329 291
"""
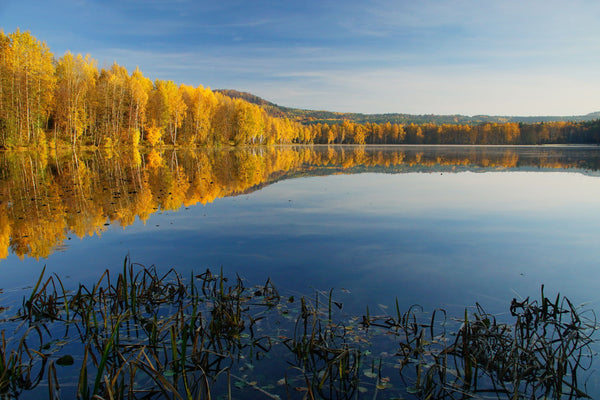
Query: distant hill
216 89 279 109
216 89 600 125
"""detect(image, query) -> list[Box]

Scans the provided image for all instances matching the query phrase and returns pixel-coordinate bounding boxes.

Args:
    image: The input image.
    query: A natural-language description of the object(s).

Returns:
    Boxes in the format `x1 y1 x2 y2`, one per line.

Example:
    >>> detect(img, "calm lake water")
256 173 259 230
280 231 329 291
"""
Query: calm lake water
2 145 600 313
1 144 600 397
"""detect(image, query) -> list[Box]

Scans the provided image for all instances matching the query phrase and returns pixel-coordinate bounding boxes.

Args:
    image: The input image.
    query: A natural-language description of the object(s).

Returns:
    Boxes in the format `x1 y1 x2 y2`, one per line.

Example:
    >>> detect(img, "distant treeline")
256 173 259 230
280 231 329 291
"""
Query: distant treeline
306 119 600 145
1 29 600 148
217 89 600 126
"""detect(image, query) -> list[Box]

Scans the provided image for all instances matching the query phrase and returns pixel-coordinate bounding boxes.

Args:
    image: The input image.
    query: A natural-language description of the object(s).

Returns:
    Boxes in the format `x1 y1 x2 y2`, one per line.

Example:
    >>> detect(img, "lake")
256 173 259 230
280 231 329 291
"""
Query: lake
1 144 600 398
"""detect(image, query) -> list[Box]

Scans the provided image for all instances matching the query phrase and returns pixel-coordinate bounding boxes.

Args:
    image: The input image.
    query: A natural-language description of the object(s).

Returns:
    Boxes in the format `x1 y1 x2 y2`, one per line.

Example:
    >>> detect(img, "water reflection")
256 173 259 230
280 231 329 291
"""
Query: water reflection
0 145 600 261
3 145 600 397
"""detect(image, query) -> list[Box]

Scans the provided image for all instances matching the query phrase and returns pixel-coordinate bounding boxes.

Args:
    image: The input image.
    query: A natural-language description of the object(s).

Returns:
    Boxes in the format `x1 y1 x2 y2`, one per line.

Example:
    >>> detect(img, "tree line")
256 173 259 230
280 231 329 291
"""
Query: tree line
1 29 599 148
307 119 600 145
0 29 300 148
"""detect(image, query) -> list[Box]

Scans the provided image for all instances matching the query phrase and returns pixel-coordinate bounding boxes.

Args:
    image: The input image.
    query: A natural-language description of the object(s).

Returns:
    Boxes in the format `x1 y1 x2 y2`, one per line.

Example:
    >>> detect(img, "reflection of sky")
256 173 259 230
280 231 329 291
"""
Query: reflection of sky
2 171 600 322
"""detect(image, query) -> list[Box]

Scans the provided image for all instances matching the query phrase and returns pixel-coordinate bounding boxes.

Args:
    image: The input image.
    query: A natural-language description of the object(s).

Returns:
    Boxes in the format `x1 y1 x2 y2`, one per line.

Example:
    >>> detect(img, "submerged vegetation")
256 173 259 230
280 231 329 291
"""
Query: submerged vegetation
1 29 600 149
0 259 596 399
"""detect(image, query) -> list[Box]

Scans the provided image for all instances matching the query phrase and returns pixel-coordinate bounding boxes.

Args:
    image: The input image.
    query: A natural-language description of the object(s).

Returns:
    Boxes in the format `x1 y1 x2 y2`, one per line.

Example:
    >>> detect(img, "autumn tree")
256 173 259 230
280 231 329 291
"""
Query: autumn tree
0 29 55 146
128 66 152 145
233 99 265 145
353 124 366 144
146 80 186 145
54 52 98 146
211 94 235 145
180 84 217 146
95 63 131 146
405 124 424 144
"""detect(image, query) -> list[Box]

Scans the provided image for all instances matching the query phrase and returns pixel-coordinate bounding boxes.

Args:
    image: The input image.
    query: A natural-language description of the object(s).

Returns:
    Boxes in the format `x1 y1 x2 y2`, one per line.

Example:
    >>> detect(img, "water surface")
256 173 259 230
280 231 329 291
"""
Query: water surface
1 145 600 316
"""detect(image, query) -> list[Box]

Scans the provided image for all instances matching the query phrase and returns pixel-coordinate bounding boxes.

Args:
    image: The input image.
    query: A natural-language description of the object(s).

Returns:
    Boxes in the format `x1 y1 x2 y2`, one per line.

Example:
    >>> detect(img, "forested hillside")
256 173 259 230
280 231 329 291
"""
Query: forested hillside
1 29 599 148
217 89 600 126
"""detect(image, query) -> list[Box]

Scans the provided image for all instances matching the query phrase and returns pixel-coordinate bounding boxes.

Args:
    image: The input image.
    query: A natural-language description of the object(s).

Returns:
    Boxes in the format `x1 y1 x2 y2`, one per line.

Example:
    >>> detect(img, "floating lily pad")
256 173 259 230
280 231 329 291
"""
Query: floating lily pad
363 370 377 378
234 381 246 389
56 355 74 366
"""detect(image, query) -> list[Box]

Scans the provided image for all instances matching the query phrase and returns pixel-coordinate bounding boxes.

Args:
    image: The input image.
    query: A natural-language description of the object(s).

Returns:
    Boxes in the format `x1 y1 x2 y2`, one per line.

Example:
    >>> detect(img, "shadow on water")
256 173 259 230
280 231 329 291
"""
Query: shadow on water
0 257 596 399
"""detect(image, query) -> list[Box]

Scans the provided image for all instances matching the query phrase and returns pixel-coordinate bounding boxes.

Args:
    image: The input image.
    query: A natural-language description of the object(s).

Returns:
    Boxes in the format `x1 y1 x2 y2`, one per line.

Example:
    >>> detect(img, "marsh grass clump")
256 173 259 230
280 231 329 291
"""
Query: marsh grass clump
281 291 362 399
1 258 289 399
453 286 597 398
0 259 597 399
360 286 597 399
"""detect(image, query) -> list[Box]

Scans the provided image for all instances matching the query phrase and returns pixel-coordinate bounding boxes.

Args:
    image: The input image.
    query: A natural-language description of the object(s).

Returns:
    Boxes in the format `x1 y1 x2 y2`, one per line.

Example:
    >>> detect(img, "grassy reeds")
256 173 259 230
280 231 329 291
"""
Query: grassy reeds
359 286 597 399
282 290 361 399
0 260 597 399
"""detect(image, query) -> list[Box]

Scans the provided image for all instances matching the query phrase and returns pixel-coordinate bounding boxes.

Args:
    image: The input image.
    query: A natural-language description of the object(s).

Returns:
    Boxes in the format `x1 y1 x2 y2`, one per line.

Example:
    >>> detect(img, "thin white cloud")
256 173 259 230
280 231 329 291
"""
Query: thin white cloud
250 66 600 116
5 0 600 115
87 42 600 116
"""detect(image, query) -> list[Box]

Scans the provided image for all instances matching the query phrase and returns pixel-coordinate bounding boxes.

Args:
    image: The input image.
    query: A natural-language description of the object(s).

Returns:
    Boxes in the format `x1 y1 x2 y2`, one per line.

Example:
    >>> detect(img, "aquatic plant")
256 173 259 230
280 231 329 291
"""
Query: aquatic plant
361 287 597 399
0 259 596 399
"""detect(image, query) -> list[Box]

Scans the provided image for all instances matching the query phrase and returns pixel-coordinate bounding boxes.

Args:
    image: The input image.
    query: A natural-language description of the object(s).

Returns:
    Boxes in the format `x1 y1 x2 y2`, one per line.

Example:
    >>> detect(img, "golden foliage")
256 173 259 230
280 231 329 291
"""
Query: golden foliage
2 29 598 148
145 125 162 147
0 206 10 260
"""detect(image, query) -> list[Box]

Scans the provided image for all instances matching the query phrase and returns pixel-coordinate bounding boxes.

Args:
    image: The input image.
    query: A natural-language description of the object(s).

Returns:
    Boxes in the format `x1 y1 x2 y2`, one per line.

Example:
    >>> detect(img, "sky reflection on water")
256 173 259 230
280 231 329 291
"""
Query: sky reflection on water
2 148 600 321
170 171 600 316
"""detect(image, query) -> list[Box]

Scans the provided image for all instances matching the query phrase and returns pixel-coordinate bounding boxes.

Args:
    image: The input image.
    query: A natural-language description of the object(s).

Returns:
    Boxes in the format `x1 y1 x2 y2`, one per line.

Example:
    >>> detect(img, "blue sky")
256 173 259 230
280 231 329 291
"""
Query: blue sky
2 0 599 115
